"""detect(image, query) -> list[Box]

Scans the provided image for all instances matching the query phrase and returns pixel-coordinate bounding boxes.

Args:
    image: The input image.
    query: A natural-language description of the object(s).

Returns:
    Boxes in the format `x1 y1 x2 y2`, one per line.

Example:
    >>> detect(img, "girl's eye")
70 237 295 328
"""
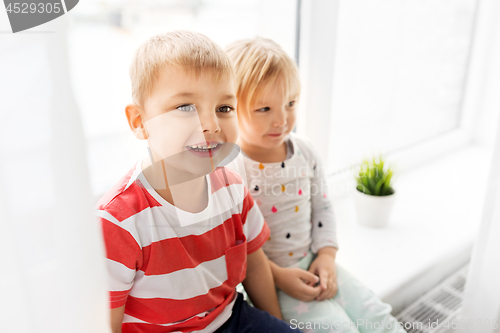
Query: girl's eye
287 101 295 107
256 107 270 112
177 104 196 112
218 105 234 113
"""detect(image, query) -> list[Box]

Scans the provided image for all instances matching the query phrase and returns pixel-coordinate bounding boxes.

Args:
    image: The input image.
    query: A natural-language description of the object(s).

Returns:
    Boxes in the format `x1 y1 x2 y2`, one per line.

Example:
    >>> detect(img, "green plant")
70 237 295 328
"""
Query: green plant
355 156 395 196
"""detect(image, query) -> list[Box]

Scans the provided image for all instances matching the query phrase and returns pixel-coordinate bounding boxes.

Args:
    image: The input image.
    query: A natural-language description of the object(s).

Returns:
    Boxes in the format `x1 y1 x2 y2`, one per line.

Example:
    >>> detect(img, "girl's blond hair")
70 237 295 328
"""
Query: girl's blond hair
225 37 300 116
130 30 234 106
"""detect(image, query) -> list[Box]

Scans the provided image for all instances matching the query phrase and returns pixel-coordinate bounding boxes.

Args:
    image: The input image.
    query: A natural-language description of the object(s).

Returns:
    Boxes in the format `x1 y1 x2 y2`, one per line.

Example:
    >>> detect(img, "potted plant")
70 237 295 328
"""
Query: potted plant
353 155 396 228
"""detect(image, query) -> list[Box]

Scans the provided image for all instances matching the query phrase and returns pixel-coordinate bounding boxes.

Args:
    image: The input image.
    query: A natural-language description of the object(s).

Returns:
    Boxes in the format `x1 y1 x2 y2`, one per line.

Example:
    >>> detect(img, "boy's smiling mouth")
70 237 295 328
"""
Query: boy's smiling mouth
185 141 223 158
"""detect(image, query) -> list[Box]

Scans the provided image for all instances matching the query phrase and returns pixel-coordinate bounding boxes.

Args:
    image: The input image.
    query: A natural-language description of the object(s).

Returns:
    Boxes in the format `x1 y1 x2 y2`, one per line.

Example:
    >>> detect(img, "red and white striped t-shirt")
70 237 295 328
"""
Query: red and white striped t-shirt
96 162 270 332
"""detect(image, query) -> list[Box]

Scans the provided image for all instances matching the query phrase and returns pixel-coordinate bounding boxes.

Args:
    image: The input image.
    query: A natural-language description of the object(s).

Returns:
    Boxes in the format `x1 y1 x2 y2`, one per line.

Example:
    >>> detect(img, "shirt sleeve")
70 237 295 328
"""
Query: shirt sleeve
241 186 271 254
98 213 142 309
297 136 339 254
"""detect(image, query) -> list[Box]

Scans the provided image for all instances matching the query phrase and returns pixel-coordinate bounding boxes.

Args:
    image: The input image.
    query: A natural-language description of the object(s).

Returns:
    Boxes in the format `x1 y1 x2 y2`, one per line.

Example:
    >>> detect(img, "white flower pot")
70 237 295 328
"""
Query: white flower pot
353 188 396 228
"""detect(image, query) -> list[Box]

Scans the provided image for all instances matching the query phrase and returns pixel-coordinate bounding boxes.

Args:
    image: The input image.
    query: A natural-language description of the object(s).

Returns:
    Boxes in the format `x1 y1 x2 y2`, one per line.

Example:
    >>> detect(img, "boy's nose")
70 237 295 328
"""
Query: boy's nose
199 113 221 133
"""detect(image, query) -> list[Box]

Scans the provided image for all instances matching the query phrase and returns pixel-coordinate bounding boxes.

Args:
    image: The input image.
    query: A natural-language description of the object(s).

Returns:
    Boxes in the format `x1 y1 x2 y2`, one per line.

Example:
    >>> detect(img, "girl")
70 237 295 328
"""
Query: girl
226 38 406 333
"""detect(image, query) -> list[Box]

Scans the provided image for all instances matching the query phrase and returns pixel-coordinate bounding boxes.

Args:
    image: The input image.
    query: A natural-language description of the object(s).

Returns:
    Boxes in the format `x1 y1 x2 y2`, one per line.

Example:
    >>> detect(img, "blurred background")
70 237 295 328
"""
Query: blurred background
65 0 498 195
1 0 500 332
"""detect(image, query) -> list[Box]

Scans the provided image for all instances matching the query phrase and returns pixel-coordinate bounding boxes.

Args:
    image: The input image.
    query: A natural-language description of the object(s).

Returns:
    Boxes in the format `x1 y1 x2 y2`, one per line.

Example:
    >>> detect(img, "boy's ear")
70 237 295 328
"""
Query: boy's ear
125 104 148 140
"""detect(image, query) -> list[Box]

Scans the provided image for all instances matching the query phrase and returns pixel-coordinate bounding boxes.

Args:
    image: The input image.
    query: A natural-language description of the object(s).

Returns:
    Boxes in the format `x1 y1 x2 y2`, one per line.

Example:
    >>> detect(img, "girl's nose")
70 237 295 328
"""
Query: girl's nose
273 108 287 127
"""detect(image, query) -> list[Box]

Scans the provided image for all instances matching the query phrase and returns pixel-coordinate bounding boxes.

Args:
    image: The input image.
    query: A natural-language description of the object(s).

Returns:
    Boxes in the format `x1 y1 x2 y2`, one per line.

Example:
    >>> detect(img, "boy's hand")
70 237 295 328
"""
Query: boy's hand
274 266 322 302
308 247 338 301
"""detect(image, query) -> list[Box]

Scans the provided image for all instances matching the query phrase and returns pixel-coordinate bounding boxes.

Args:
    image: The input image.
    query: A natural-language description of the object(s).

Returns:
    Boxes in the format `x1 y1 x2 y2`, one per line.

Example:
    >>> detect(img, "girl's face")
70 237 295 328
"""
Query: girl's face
238 78 299 152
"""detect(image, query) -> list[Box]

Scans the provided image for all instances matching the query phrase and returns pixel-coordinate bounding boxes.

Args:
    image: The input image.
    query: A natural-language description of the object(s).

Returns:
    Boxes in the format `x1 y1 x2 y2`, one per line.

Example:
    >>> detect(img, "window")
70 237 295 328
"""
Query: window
328 0 478 172
297 0 479 175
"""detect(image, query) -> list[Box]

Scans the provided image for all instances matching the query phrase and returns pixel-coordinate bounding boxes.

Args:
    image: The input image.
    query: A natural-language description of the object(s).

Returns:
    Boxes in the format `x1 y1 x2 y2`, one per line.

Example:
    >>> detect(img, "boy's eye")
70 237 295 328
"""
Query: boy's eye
255 107 270 112
177 104 196 112
218 105 234 113
287 101 295 107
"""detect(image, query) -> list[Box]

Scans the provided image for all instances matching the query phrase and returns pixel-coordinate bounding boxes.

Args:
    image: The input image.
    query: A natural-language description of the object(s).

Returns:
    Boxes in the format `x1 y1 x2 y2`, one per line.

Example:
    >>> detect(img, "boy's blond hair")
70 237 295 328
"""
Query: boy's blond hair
225 37 301 116
130 30 234 106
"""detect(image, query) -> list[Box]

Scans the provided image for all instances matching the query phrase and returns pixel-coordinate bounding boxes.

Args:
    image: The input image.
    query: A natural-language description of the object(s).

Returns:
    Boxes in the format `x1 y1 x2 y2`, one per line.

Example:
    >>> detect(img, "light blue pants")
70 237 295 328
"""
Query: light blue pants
278 252 406 333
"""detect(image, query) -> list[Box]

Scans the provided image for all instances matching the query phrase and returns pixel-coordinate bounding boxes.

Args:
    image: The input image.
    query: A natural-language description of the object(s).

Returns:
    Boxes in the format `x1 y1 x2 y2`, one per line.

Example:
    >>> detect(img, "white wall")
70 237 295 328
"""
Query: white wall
462 0 500 147
460 112 500 331
460 1 500 322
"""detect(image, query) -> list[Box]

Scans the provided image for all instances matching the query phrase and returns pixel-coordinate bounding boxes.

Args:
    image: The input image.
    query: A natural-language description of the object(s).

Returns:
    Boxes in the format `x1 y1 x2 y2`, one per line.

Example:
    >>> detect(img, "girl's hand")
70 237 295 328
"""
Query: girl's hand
274 266 322 302
308 248 338 301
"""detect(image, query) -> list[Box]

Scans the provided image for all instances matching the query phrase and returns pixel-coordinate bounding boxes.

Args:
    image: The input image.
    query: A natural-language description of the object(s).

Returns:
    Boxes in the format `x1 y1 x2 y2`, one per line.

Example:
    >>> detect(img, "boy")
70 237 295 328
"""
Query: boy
96 31 300 332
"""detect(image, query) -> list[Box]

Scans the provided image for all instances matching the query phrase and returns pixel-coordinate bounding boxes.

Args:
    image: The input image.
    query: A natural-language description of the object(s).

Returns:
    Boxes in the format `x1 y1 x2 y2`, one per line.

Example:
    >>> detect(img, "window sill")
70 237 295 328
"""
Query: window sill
329 143 494 314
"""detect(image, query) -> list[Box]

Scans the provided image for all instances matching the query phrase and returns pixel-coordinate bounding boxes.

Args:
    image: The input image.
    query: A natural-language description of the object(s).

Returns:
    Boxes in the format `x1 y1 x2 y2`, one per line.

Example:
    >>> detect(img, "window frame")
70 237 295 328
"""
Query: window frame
296 0 499 179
